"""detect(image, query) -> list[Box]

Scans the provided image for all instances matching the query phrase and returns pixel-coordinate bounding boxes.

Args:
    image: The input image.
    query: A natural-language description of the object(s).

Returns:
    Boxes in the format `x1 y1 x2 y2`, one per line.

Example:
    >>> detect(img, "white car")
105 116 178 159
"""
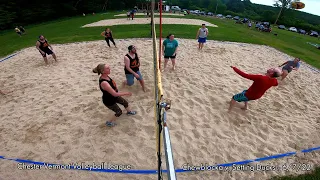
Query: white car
289 27 297 32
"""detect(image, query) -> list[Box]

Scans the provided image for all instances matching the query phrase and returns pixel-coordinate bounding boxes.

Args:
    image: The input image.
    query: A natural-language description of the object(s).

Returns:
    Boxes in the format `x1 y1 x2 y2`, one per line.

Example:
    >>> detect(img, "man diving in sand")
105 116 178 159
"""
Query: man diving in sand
228 66 281 112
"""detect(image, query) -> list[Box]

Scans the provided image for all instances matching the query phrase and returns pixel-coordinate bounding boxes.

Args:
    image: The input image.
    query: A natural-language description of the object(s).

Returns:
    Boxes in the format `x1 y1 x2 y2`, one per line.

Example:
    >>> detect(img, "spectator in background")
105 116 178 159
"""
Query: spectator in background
126 11 131 20
14 27 22 37
19 26 26 34
130 10 135 20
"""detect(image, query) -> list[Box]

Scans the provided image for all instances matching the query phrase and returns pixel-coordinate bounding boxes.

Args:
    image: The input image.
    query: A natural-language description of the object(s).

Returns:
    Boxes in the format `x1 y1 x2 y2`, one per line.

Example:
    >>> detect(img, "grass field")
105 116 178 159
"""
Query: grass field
1 11 319 68
0 11 319 180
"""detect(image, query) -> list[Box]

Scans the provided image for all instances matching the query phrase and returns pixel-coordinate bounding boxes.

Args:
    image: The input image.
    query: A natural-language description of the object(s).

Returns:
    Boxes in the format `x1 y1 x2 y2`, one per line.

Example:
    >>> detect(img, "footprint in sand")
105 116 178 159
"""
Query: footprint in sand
192 129 201 139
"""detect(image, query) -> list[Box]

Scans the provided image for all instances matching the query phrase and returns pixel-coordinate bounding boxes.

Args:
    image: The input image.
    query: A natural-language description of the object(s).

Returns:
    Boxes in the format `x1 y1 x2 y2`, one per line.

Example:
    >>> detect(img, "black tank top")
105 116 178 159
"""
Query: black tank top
124 53 140 74
105 31 112 38
38 40 49 50
99 77 118 106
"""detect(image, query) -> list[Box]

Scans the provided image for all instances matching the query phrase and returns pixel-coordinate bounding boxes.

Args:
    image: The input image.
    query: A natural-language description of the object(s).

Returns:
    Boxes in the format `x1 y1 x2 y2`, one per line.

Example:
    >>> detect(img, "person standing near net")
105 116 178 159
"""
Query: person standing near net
36 35 57 65
101 28 116 48
196 24 209 49
162 34 179 71
93 64 137 127
228 66 281 112
123 45 146 92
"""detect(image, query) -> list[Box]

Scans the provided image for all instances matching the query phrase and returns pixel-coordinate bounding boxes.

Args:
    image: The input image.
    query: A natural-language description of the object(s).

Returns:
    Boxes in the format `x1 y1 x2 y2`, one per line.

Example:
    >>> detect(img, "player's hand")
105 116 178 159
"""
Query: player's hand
126 92 132 96
134 73 140 79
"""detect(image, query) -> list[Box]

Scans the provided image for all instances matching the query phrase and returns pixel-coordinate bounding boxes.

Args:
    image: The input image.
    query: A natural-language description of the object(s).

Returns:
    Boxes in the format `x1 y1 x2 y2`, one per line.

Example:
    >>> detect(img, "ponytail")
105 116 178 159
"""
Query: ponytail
92 64 105 75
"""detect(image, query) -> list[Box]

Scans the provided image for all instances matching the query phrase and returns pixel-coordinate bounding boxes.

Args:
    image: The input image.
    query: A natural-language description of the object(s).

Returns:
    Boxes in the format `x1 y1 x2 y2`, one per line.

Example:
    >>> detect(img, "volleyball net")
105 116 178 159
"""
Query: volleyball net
151 1 177 180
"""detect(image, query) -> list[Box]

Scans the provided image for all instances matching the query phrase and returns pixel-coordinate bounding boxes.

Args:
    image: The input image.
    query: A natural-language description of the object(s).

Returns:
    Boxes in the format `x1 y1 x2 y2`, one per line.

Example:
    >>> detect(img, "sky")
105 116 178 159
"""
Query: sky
250 0 320 16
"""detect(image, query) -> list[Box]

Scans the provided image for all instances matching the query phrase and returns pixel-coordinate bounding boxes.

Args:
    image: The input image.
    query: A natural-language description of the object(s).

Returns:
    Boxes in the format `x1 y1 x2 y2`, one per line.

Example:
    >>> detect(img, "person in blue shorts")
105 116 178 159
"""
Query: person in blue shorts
123 45 146 92
162 34 179 71
278 57 301 81
196 24 209 49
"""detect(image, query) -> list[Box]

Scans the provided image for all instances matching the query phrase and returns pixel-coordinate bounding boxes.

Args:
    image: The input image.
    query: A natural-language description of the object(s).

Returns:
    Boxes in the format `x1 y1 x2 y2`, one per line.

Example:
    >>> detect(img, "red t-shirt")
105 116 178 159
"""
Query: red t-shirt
232 67 278 100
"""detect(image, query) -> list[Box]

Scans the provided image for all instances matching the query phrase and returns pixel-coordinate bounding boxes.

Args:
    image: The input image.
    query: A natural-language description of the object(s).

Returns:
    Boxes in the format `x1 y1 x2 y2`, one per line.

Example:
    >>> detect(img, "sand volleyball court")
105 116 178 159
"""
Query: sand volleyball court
82 18 218 27
0 38 320 180
114 13 184 17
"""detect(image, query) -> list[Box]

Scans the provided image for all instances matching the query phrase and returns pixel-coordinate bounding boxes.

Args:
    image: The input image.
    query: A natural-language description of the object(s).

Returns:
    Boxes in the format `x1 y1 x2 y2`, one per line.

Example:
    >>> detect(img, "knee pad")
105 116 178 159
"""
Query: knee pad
115 109 122 117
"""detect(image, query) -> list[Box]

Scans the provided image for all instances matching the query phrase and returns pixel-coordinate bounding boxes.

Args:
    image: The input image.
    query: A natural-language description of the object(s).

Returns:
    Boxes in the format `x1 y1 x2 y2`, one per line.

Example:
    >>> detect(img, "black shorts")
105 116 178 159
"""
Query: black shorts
40 48 53 57
164 55 176 59
282 67 292 73
127 15 130 18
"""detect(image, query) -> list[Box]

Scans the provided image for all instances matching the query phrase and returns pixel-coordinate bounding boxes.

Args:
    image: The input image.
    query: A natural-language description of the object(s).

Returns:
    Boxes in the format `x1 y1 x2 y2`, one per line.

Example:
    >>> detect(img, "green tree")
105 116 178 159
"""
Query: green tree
262 10 276 22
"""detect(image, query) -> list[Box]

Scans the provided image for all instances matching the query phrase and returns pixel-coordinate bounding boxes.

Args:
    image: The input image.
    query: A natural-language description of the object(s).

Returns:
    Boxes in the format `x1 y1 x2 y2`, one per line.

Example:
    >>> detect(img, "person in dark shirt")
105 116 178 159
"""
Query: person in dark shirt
101 28 116 48
36 35 57 65
123 45 146 92
93 64 137 127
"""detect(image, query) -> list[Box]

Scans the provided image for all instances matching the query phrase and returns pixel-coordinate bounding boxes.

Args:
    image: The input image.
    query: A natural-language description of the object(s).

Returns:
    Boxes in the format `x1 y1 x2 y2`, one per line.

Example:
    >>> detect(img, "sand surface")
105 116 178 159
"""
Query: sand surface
82 18 217 27
115 13 184 17
0 38 320 180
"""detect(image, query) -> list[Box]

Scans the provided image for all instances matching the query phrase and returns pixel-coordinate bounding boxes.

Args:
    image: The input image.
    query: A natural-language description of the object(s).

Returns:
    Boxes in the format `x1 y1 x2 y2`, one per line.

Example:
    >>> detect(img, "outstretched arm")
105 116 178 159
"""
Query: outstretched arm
101 82 131 97
278 61 288 67
231 66 261 81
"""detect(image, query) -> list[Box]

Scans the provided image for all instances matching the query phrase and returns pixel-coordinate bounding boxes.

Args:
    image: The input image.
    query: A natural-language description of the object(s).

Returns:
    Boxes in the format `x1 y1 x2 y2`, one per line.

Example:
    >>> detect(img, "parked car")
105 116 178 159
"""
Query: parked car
193 10 200 14
278 25 286 29
298 29 306 34
233 16 240 20
289 27 297 32
199 11 206 15
171 6 181 11
207 12 213 16
255 23 261 28
226 15 232 18
242 18 249 23
262 22 270 26
216 14 223 18
310 31 319 37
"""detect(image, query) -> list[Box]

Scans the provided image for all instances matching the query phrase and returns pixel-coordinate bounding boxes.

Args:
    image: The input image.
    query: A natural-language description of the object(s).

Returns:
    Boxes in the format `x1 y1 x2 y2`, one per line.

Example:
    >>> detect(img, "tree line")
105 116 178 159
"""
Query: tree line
1 0 319 32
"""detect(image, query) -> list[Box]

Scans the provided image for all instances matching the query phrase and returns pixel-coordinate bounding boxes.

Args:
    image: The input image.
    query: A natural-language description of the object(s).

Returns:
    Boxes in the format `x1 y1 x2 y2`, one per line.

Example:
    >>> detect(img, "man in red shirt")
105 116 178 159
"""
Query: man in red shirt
228 66 281 112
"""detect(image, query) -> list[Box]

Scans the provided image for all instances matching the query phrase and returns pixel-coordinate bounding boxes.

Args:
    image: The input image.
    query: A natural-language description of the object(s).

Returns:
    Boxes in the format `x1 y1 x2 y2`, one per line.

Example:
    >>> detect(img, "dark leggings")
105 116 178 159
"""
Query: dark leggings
105 97 129 117
105 37 116 47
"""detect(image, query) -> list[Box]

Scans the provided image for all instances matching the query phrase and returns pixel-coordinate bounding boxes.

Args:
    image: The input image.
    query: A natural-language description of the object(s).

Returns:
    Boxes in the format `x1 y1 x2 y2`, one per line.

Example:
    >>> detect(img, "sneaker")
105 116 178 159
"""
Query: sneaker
106 121 116 127
127 111 137 115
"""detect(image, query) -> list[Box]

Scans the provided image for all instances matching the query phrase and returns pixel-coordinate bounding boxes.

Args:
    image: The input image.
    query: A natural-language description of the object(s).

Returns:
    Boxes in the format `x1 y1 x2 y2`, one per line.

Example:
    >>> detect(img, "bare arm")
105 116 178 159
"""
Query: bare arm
36 41 44 53
101 31 106 37
196 29 200 38
162 44 165 54
174 46 178 55
231 66 261 81
101 82 130 97
279 61 288 67
206 28 209 36
45 39 53 50
124 56 136 74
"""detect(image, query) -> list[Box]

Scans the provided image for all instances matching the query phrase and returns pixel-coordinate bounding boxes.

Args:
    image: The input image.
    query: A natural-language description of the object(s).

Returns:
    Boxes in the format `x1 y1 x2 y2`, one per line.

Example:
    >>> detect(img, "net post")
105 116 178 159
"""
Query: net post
160 102 177 180
151 1 163 179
